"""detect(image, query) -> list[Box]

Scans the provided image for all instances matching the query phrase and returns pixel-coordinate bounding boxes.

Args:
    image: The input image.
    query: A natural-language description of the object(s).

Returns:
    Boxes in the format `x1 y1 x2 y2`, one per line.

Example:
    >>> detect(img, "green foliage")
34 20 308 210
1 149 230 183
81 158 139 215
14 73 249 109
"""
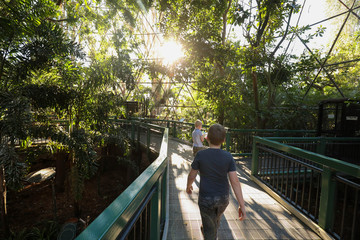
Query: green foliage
27 221 60 240
21 84 77 112
0 1 84 191
95 123 136 175
0 92 32 141
5 228 30 240
0 1 83 90
101 124 130 149
70 129 98 178
1 1 359 237
117 156 138 175
0 0 137 223
5 220 59 240
68 128 98 201
154 0 353 130
325 34 360 98
0 144 26 190
0 1 150 237
231 4 250 26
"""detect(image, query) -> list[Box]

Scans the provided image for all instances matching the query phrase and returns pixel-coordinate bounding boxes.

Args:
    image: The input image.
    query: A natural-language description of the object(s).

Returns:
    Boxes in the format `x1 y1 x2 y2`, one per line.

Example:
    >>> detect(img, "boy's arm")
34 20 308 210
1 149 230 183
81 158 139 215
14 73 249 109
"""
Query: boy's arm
186 168 198 194
229 171 246 220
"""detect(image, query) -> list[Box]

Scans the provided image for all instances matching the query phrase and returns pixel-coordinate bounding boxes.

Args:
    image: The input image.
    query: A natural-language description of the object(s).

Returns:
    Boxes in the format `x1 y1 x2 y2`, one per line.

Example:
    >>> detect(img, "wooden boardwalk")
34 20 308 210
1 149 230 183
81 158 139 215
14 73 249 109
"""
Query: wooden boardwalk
166 139 322 240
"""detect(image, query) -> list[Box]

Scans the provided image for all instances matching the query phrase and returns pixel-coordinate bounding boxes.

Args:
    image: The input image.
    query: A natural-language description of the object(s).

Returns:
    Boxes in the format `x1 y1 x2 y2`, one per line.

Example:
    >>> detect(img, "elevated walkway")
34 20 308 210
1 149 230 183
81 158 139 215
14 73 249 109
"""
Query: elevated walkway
76 121 358 239
167 139 320 240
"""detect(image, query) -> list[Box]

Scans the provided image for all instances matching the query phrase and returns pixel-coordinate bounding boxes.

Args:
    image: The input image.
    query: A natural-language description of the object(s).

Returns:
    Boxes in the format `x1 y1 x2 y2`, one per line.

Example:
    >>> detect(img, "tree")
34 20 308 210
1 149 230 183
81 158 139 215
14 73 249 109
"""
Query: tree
230 0 301 128
0 0 83 235
322 0 360 98
156 0 246 124
1 0 149 232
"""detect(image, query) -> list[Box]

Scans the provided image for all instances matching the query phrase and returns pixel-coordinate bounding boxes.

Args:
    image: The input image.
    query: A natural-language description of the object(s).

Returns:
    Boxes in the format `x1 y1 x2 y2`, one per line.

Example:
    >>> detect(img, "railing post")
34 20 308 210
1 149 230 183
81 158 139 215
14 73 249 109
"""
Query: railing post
137 125 141 152
275 130 280 137
318 166 336 230
131 121 135 141
161 169 167 225
137 124 140 142
251 137 259 176
147 126 151 160
150 181 161 240
316 137 327 155
173 122 177 138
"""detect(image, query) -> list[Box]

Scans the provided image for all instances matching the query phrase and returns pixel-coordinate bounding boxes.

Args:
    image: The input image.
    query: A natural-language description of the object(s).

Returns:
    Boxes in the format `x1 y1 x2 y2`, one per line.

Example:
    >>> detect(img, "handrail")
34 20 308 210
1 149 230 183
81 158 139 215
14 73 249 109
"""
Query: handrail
267 136 360 141
228 129 316 133
136 117 315 156
251 136 360 239
253 136 360 178
76 125 168 240
11 116 359 239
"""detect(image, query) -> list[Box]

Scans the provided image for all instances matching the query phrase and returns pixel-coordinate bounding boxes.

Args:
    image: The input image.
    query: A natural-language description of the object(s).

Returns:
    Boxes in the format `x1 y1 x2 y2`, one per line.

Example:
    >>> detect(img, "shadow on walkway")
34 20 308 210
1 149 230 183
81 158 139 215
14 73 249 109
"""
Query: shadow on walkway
166 139 321 240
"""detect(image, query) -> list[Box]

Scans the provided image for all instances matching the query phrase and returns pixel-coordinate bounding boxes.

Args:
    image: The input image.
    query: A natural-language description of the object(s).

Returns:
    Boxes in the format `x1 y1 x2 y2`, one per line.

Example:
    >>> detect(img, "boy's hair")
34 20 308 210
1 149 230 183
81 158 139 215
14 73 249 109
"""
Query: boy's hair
207 124 226 145
194 119 202 128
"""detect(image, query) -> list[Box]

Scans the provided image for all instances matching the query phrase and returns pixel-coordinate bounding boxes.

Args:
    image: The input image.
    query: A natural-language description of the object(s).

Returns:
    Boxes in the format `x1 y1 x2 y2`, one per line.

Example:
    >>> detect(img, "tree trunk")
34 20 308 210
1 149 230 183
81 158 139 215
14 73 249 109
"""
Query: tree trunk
251 70 261 128
55 151 67 192
74 200 81 218
0 165 9 237
218 106 225 125
215 0 231 126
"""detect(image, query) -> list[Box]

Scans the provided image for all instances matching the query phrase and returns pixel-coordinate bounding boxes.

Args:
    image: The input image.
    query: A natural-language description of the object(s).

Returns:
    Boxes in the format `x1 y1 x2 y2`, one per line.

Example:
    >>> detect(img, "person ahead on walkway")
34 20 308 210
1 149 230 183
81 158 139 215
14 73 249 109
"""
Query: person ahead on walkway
186 123 246 240
192 119 206 156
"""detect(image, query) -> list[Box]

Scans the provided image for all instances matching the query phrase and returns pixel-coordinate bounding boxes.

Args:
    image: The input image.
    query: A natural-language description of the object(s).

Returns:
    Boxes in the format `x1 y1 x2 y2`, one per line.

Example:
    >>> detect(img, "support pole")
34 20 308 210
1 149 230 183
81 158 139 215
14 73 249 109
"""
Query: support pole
150 181 161 239
318 166 336 230
251 138 260 176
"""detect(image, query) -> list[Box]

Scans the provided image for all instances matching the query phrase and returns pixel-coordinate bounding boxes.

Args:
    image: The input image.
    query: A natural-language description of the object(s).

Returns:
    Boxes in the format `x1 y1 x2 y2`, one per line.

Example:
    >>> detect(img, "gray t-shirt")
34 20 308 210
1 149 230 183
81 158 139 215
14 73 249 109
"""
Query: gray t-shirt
191 148 236 197
192 128 203 147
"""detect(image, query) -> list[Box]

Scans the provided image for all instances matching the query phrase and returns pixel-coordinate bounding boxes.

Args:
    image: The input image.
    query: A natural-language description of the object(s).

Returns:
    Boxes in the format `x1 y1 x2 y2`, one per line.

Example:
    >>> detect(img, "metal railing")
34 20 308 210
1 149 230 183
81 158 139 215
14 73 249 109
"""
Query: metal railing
76 121 169 240
138 118 207 142
74 118 359 239
18 117 356 239
251 137 360 240
225 129 316 156
267 137 360 166
137 118 315 156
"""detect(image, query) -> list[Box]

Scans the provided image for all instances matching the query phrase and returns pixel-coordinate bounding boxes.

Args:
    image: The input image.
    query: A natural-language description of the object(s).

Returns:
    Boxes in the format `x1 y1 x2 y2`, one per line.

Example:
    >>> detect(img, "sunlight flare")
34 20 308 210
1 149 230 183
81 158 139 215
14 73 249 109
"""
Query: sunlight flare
158 40 184 65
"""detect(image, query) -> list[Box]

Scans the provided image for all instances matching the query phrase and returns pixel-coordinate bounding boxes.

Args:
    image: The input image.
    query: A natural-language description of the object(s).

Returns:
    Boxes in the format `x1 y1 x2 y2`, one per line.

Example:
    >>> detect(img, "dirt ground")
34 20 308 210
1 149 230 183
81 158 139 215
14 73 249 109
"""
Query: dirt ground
4 155 143 238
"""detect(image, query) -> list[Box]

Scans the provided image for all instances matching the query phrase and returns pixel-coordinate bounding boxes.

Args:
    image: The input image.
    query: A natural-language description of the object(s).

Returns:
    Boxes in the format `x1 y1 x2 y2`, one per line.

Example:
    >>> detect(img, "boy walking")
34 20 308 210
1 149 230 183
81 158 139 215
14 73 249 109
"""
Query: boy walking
192 119 205 156
186 124 246 240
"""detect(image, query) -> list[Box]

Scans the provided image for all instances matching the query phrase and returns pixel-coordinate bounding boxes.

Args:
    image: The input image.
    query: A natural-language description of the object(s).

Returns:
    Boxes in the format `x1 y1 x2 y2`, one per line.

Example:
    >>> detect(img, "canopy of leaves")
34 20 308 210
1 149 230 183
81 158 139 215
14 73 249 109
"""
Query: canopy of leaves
0 0 142 201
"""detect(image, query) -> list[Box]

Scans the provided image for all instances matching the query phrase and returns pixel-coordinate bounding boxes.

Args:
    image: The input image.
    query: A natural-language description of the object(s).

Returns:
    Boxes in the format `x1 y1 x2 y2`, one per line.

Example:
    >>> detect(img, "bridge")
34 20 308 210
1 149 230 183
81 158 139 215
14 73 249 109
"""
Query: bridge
75 120 360 240
166 138 320 240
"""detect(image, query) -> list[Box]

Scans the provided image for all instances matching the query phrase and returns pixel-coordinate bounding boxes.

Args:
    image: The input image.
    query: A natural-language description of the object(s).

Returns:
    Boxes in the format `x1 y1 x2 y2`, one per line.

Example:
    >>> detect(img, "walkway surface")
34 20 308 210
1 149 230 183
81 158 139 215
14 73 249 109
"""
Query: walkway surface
166 138 321 240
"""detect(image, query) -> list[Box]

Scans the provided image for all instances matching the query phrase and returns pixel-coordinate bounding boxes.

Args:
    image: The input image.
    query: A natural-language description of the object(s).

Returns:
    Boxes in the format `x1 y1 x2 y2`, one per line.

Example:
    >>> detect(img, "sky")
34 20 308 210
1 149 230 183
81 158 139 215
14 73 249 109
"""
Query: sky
137 0 351 63
228 0 341 57
290 0 335 54
286 0 359 57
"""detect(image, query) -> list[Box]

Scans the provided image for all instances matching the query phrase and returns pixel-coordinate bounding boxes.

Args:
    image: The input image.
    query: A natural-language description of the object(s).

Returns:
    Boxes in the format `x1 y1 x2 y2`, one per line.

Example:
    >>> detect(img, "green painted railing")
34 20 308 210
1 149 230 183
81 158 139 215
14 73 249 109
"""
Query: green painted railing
137 118 209 141
251 136 360 240
93 118 359 239
266 136 360 165
76 121 169 240
225 129 316 156
137 118 315 156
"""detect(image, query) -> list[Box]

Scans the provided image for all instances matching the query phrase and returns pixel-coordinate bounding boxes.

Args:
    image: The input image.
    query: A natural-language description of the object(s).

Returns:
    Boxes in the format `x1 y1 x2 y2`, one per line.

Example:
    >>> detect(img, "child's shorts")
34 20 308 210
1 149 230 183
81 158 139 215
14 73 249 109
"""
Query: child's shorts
198 195 229 239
